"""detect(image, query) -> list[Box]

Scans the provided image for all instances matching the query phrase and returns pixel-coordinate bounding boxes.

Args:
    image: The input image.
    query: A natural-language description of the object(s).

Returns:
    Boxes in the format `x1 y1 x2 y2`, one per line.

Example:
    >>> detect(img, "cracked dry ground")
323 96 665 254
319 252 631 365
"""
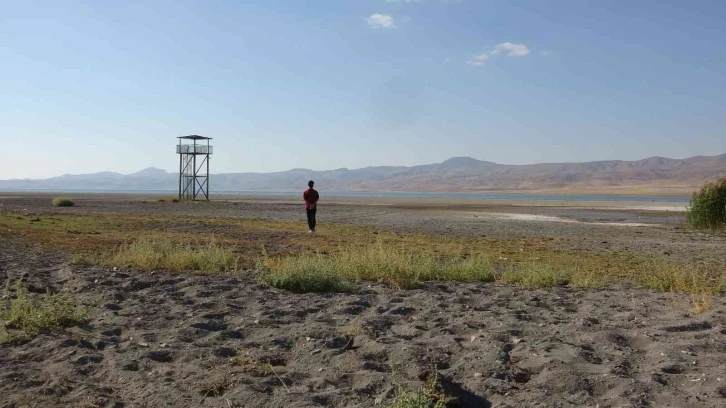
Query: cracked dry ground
1 238 726 408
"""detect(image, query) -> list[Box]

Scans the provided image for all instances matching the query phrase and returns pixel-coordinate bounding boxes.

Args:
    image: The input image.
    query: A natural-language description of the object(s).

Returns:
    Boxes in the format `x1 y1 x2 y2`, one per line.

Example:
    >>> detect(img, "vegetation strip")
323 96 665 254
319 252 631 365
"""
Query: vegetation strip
1 212 723 312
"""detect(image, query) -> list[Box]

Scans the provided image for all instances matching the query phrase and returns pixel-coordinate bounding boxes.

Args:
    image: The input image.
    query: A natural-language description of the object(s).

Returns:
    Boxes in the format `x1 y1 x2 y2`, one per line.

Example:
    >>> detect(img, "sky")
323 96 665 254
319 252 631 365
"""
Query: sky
1 0 725 179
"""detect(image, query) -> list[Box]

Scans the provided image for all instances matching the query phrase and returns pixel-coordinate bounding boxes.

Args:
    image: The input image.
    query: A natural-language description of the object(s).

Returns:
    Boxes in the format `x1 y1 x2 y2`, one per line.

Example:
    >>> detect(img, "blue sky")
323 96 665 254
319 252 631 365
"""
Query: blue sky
2 0 725 179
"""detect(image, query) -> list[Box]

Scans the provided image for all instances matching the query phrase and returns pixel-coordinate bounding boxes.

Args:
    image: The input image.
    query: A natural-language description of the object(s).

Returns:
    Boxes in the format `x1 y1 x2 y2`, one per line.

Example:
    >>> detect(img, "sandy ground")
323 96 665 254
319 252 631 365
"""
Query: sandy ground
1 194 726 407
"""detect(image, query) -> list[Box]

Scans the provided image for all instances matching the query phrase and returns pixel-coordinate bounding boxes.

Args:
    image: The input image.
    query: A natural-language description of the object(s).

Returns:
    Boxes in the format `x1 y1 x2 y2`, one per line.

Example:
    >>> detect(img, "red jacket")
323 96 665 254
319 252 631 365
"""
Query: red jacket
303 188 319 210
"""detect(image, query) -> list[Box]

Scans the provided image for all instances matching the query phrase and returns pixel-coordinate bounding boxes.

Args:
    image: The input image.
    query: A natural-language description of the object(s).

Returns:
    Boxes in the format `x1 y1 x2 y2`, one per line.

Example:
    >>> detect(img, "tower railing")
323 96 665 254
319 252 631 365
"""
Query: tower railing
177 145 213 154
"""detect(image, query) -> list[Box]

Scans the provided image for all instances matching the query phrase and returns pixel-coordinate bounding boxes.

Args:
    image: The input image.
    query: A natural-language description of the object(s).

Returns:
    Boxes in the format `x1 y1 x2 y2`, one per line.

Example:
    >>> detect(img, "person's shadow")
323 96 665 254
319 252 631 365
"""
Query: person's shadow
440 374 492 408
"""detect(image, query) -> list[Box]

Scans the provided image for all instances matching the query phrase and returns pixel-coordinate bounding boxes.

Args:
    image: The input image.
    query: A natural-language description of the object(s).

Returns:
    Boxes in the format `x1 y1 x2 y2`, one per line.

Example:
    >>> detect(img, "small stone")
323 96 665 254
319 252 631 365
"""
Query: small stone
213 347 237 358
101 327 123 337
121 361 139 371
138 342 149 348
73 354 104 365
190 320 227 332
661 364 684 374
104 303 122 311
145 350 173 363
325 337 349 349
311 349 322 355
59 339 79 347
217 330 243 340
78 339 96 350
474 372 483 378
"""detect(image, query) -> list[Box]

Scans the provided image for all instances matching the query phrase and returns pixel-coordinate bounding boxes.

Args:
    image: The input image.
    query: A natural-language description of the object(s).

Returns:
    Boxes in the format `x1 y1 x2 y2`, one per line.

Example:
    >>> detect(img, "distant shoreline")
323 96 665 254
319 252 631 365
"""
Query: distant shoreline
0 188 691 203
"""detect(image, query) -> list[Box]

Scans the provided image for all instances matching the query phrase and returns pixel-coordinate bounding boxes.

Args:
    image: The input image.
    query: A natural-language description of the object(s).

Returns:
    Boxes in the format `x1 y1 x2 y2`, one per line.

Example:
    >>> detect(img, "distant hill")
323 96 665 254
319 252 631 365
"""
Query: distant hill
2 154 725 195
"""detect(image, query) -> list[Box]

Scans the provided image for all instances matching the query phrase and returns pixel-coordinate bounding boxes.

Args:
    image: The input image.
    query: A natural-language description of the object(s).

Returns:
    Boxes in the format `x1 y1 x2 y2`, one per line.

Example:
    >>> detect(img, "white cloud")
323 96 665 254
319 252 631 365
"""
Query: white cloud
467 42 533 67
466 53 489 66
493 42 530 57
367 13 396 29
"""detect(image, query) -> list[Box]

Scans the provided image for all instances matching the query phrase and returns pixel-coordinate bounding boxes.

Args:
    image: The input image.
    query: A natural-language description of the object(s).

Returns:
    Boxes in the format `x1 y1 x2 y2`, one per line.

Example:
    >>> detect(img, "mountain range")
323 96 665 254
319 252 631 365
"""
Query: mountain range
2 154 725 195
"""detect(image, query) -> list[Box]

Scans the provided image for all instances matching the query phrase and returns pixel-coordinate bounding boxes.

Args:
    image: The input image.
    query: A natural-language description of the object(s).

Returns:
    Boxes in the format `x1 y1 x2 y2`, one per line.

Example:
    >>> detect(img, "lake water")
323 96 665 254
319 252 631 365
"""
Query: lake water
0 189 691 203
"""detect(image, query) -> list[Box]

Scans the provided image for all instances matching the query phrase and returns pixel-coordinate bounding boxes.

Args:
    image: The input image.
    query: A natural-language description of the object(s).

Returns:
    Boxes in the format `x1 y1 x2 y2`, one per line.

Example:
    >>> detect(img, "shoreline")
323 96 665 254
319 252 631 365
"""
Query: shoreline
0 191 689 213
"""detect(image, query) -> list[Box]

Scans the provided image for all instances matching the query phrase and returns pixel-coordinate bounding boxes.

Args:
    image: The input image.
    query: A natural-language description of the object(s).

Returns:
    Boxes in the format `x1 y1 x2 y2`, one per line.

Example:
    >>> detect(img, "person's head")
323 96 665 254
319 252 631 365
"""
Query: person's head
308 180 315 188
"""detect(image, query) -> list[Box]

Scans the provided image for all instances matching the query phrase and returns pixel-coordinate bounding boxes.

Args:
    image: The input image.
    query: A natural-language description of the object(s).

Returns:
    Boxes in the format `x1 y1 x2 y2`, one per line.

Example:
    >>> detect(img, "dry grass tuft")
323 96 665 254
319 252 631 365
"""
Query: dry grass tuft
198 375 238 397
630 259 724 295
388 370 447 408
690 292 713 314
107 236 238 273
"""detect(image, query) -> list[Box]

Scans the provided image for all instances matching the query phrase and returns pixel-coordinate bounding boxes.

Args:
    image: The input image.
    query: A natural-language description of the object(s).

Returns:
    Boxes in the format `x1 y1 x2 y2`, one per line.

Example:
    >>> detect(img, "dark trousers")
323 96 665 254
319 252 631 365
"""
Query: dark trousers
306 208 317 231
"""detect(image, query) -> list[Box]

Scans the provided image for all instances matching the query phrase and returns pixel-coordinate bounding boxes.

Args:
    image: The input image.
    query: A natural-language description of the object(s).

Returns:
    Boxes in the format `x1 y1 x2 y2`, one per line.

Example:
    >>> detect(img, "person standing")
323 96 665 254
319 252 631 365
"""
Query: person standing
303 180 319 233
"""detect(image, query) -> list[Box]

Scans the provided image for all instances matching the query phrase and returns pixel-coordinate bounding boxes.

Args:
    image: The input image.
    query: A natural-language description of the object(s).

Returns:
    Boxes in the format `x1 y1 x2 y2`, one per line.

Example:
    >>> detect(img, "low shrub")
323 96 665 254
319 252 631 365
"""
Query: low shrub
52 197 75 207
687 177 726 229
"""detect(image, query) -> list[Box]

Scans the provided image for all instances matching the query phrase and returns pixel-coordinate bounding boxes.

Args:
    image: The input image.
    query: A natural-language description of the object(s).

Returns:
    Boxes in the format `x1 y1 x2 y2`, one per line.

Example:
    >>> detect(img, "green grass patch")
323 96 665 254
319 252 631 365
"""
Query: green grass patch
499 262 572 289
258 253 354 293
687 177 726 229
438 254 496 282
334 243 437 289
52 197 75 207
107 236 238 273
1 282 87 344
258 243 498 292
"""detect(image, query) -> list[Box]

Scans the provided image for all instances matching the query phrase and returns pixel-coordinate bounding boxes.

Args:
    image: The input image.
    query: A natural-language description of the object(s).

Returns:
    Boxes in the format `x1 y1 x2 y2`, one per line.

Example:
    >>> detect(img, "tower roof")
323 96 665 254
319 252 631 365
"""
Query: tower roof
178 135 212 140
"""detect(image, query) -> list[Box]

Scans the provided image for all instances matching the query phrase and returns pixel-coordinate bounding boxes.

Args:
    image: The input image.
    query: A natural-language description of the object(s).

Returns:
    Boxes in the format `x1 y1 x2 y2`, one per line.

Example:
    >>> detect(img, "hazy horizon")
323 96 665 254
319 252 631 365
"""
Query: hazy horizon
3 153 725 180
3 1 725 179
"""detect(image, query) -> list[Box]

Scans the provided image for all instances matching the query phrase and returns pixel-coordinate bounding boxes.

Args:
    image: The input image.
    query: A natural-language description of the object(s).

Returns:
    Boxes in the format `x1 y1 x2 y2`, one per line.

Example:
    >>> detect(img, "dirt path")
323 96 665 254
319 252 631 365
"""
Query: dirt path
2 236 726 407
